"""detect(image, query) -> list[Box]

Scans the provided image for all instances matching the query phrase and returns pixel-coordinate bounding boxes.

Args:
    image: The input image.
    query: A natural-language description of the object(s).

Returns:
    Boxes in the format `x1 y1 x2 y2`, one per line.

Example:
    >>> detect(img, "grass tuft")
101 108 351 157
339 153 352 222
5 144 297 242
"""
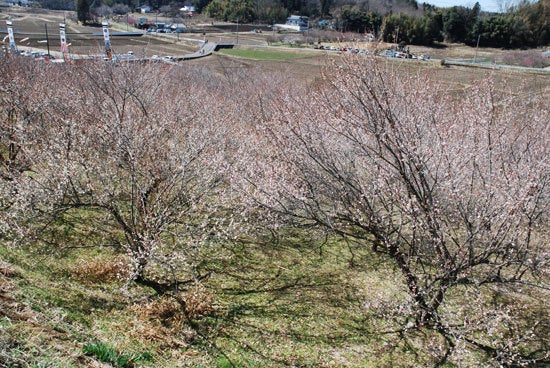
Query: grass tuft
83 341 153 367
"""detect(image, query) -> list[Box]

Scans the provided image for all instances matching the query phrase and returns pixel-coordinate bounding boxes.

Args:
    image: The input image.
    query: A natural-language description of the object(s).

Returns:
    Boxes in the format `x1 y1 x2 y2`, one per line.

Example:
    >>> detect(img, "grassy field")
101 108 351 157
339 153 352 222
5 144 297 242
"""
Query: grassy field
2 214 546 366
217 47 318 61
1 233 423 367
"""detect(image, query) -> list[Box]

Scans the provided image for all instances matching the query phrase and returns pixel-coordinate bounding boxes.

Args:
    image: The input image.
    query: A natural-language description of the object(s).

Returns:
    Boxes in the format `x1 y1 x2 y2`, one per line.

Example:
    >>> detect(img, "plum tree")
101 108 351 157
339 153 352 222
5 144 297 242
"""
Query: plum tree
239 56 549 365
1 61 238 293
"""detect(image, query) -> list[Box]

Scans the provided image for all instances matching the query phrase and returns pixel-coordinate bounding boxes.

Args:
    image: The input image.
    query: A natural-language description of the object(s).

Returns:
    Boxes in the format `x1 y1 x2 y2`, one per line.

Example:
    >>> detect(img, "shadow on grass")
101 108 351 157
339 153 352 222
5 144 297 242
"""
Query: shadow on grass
186 234 382 366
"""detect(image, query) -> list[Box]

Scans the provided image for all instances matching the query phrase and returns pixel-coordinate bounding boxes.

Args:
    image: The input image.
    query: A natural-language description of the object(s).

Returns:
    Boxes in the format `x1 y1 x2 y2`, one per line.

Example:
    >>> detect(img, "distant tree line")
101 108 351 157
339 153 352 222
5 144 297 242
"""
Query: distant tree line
450 0 545 47
200 0 549 47
38 0 550 47
375 0 549 47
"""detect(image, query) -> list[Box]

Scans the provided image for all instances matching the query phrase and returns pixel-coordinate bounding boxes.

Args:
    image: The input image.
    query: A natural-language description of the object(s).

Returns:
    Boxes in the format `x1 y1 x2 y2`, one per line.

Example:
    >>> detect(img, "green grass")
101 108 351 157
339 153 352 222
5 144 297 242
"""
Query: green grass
1 230 512 367
218 47 315 61
2 235 408 367
83 342 153 367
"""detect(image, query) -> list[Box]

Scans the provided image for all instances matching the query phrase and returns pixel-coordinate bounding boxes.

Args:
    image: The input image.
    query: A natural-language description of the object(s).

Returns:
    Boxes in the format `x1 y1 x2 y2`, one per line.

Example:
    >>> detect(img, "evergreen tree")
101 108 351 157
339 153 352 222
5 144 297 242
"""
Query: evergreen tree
443 3 480 43
76 0 91 24
195 0 213 13
516 0 550 47
205 0 256 22
320 0 331 16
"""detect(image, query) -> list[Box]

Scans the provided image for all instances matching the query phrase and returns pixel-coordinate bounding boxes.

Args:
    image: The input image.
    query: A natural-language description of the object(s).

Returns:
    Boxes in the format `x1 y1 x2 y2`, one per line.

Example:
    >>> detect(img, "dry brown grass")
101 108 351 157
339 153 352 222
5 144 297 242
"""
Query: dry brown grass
126 284 216 348
177 283 217 320
0 261 21 319
70 255 131 284
0 259 19 278
128 296 194 347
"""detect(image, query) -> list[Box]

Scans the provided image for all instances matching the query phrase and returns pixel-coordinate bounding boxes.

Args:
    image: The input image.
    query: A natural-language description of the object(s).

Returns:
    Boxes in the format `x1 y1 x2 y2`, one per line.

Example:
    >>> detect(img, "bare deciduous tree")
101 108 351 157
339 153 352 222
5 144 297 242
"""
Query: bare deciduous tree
0 60 53 184
0 60 65 231
2 61 237 293
239 56 549 365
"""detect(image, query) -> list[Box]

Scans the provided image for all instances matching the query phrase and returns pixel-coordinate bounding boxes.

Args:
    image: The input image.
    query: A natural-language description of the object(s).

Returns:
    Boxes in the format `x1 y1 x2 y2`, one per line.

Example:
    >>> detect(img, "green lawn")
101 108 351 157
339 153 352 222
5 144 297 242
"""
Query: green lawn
218 47 316 61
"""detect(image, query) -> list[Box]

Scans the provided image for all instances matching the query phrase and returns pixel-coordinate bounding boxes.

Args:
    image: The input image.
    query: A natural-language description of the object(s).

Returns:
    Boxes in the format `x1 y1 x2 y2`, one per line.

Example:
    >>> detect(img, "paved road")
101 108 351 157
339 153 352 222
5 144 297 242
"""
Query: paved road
174 40 217 60
442 58 549 73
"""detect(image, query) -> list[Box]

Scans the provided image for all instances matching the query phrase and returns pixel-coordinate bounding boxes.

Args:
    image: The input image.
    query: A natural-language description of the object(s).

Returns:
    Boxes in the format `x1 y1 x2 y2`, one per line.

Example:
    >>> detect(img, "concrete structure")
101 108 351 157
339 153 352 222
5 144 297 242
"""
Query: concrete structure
274 15 309 32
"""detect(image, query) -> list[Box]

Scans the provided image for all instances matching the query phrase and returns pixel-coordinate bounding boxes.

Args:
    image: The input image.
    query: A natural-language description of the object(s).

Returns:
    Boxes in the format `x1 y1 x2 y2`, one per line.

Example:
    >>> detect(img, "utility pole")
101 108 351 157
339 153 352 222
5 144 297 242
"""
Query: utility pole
44 23 50 56
306 19 310 46
474 34 480 63
395 25 399 45
236 18 239 45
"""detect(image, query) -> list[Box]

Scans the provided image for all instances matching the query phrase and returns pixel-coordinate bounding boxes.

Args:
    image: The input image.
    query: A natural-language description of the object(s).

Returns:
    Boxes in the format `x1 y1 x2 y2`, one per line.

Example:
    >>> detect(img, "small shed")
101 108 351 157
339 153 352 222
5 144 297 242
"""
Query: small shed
138 5 152 13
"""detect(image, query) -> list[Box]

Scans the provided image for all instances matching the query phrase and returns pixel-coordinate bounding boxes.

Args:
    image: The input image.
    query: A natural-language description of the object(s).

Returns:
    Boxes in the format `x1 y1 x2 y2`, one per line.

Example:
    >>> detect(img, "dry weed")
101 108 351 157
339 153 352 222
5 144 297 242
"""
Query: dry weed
129 296 195 348
127 284 216 347
0 259 18 278
70 255 131 283
177 283 216 320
